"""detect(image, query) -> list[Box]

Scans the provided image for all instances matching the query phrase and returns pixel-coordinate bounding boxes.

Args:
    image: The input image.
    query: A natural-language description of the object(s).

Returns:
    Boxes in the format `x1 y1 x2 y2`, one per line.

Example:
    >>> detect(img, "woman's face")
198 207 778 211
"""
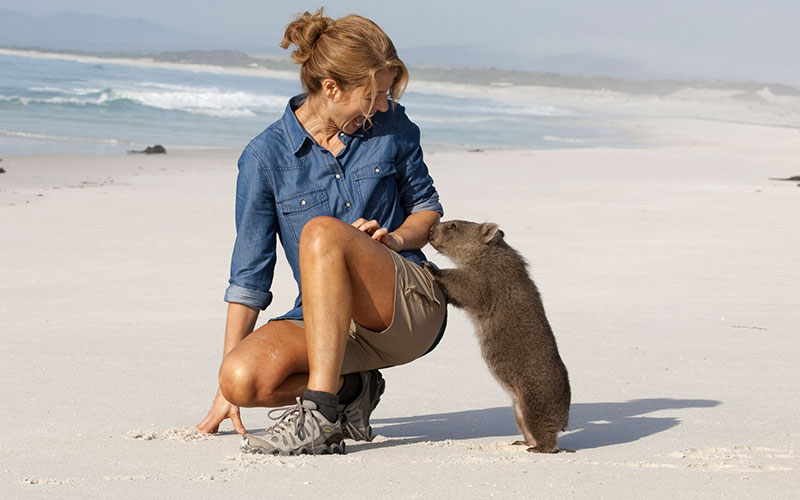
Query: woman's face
331 70 394 134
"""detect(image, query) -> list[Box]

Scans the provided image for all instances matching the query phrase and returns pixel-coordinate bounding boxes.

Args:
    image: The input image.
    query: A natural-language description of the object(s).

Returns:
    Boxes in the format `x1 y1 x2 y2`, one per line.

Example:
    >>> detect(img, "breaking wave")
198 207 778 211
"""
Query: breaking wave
0 84 288 118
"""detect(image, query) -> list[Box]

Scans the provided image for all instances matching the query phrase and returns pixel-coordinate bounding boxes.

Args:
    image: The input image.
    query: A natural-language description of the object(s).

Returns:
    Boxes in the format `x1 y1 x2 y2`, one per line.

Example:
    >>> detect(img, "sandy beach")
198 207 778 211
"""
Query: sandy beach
1 105 799 498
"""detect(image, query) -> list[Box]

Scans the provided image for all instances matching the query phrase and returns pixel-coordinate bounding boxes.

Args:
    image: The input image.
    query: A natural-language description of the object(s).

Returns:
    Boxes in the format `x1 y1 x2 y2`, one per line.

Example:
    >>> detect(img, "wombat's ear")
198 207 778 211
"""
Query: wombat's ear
480 223 502 243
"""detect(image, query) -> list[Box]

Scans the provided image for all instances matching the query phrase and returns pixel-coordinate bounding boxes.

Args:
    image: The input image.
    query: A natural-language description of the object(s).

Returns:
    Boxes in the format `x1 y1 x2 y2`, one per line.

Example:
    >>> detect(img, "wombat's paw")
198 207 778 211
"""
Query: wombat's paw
511 440 527 446
423 262 439 277
526 445 559 454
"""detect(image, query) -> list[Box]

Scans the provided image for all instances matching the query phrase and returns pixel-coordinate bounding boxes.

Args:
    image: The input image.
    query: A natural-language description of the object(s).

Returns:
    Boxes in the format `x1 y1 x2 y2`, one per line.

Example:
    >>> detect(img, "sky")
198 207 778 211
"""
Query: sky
2 0 800 85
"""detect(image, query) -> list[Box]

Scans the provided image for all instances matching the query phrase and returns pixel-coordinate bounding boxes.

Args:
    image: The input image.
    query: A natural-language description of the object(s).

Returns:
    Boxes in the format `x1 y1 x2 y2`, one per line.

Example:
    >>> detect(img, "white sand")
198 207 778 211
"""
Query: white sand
1 100 799 498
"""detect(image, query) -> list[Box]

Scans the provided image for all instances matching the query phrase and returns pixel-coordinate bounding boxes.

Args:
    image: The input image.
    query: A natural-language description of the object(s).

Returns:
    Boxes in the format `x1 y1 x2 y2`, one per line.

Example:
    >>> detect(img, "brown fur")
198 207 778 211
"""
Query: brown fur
425 220 570 453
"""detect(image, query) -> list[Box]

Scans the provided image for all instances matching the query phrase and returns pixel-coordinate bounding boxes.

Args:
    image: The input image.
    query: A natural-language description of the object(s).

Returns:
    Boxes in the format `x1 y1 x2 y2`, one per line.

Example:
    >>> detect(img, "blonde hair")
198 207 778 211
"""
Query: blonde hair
280 8 408 119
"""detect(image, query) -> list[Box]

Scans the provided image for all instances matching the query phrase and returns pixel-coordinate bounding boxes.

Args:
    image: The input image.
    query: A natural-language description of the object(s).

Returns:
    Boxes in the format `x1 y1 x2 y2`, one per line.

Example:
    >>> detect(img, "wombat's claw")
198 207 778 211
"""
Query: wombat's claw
511 440 527 446
526 446 560 454
423 262 438 276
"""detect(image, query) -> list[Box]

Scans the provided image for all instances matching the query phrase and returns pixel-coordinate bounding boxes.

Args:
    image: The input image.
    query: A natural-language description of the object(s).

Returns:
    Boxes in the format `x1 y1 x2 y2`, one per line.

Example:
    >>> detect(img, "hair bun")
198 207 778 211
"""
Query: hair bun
280 8 332 64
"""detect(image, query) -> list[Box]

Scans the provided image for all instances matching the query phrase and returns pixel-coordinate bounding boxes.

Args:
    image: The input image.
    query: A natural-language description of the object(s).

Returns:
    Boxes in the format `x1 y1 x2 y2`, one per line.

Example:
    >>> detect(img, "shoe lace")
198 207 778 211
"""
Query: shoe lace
265 397 321 454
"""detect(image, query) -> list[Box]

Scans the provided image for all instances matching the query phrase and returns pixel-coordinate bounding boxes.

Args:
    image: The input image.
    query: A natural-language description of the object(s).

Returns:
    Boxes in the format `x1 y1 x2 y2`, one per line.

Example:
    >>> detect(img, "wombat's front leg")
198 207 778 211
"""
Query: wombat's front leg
424 264 470 308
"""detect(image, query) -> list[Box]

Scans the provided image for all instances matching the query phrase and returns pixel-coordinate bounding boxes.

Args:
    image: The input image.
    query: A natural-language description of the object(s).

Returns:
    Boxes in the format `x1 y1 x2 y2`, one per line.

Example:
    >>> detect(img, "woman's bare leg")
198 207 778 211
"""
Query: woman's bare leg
219 319 315 407
218 216 395 407
299 216 396 394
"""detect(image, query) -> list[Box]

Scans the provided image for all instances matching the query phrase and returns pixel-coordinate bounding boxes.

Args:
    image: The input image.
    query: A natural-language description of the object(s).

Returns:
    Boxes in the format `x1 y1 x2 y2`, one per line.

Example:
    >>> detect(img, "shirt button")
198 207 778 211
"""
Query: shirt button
375 167 381 173
300 199 307 206
345 202 351 208
335 174 341 179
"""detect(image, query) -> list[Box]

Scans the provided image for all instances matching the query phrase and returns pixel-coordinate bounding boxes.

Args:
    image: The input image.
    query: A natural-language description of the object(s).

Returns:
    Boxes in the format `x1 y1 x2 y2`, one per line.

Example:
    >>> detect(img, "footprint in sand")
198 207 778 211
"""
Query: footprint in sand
669 446 796 472
126 427 218 442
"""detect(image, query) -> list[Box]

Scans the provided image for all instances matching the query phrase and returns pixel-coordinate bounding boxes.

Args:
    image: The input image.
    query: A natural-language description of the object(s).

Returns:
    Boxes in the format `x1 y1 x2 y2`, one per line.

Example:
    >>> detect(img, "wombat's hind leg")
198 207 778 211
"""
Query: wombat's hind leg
511 396 537 447
517 392 560 453
526 433 559 454
527 419 560 453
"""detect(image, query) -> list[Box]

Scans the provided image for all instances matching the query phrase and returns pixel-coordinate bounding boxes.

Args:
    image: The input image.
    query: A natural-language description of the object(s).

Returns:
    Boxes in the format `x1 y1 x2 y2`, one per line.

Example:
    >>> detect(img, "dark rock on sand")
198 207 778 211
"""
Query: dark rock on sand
128 145 167 155
0 167 5 174
769 175 800 181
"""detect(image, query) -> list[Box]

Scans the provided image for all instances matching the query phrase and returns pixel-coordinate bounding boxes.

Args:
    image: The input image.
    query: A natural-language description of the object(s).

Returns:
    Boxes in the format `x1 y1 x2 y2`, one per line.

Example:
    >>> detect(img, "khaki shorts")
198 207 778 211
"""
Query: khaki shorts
288 248 447 374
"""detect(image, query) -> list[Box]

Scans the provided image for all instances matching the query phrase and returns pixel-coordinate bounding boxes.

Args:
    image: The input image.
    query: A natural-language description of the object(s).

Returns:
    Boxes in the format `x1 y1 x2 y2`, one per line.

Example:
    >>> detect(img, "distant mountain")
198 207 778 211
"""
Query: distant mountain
0 8 651 79
0 8 218 51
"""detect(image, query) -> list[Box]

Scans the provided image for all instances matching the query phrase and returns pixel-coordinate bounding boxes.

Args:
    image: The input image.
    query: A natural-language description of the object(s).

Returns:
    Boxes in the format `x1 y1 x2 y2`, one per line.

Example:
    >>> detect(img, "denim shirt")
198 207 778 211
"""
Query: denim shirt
224 95 444 319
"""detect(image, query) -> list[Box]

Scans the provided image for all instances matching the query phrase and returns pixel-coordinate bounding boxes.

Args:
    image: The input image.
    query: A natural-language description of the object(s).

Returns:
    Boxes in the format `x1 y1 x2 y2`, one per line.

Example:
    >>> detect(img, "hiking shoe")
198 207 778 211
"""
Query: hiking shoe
340 370 385 442
240 398 345 456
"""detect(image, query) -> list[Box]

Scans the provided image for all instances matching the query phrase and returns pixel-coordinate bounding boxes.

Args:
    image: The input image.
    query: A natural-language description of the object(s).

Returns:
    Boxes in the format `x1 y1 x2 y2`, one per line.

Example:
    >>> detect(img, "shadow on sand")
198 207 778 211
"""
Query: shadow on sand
358 398 719 452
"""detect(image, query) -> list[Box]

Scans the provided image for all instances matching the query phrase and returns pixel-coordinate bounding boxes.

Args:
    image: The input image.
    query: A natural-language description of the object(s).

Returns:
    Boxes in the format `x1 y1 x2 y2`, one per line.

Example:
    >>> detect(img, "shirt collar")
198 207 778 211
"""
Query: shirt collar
282 94 313 156
281 93 368 156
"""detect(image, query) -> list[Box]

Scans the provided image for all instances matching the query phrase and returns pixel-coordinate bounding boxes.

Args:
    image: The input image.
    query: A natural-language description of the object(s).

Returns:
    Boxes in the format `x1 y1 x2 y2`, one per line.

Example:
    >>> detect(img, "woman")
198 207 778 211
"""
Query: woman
196 8 446 455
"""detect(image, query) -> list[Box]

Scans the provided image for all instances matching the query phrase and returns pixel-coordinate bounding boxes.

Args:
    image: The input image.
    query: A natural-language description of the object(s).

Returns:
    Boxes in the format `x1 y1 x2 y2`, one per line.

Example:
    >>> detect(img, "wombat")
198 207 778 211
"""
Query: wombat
425 220 570 453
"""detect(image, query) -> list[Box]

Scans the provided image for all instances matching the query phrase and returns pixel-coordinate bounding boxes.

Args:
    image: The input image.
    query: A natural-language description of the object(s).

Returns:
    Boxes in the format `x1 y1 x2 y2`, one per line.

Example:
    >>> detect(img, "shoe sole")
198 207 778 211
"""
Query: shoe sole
373 372 386 407
343 371 386 441
241 434 346 456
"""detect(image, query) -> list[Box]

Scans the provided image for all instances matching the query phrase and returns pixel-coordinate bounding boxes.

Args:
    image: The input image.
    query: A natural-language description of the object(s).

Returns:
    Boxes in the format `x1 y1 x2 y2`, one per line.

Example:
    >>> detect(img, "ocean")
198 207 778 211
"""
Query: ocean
0 52 632 155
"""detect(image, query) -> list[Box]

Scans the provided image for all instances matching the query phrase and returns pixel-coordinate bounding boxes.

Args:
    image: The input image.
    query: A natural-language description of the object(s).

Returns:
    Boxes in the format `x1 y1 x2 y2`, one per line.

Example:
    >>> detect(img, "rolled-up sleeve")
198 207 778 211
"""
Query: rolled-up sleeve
393 108 444 216
223 146 277 310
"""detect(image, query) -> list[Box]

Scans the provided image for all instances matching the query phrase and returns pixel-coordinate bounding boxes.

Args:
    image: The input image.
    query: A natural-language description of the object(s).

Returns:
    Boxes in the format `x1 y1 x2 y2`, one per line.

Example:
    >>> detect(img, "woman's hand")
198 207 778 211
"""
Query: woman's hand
352 211 440 253
351 218 404 252
196 387 247 435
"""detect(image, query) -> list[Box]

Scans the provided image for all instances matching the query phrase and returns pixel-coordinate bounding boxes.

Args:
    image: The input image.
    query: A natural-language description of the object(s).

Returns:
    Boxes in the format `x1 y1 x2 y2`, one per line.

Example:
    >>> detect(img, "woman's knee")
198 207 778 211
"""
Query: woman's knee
218 354 260 406
219 353 293 407
299 216 349 255
219 321 308 406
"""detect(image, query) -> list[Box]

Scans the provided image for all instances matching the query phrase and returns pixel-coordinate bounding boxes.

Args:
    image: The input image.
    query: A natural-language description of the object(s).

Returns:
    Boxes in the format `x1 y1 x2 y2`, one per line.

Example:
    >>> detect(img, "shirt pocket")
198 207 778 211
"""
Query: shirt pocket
276 189 331 241
353 161 397 216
